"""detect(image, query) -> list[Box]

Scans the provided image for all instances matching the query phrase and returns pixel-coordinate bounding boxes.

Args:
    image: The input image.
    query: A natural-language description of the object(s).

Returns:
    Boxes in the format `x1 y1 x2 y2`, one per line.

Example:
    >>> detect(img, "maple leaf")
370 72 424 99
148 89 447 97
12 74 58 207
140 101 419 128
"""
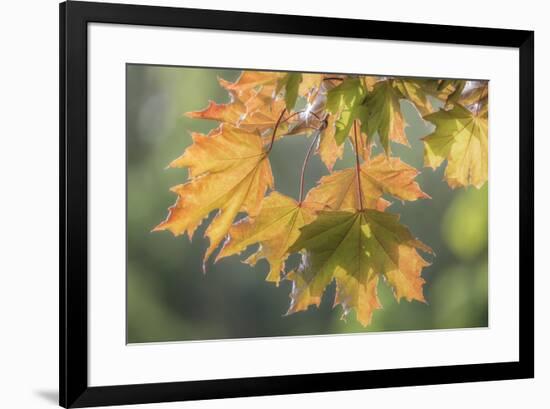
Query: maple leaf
305 154 429 211
423 104 488 189
240 89 287 134
333 273 381 326
286 209 433 326
325 78 367 145
317 113 344 171
363 80 409 152
222 70 282 93
277 72 303 111
216 192 321 284
188 77 287 136
154 124 273 265
393 79 434 116
186 79 247 125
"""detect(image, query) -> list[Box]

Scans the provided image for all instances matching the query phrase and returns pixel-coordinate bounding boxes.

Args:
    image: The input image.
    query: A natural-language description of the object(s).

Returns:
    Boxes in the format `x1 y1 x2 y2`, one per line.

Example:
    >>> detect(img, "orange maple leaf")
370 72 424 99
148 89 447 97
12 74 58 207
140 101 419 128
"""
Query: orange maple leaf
217 192 322 284
305 154 429 211
154 124 273 266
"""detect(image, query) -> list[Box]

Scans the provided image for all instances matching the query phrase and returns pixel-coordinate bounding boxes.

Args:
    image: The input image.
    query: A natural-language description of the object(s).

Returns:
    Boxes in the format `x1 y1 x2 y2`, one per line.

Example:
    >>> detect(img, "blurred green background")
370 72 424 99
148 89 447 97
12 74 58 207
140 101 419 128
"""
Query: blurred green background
126 64 488 343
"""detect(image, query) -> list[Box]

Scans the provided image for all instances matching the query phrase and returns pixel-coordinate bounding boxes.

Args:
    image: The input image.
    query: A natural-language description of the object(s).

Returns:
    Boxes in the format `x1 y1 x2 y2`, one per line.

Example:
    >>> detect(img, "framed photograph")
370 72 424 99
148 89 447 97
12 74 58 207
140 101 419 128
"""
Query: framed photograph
60 1 534 407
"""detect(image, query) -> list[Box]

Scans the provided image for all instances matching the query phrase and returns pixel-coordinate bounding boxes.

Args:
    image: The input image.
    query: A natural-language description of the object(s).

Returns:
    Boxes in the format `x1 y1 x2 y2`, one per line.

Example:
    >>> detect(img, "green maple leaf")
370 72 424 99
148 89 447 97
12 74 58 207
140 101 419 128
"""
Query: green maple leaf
286 209 433 326
326 78 367 145
363 80 410 153
423 104 488 189
277 72 303 111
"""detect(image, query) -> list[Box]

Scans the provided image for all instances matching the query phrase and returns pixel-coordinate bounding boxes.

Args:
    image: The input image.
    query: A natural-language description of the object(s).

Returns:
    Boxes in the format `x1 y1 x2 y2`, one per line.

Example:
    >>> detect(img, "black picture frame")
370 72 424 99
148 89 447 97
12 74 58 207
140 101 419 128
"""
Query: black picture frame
60 1 534 407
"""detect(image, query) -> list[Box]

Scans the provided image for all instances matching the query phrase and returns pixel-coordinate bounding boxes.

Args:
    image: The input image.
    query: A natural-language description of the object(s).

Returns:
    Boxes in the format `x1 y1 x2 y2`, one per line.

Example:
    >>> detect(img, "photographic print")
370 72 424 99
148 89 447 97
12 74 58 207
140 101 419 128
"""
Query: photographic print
126 65 489 343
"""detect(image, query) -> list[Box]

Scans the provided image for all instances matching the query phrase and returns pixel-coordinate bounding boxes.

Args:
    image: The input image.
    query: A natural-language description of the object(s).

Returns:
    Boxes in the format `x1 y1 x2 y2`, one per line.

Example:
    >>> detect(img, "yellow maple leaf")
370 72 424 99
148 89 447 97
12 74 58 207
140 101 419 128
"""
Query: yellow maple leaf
217 192 321 284
305 154 429 211
333 273 381 327
287 209 432 326
393 79 434 116
317 114 344 172
154 124 273 266
423 104 488 189
240 87 287 134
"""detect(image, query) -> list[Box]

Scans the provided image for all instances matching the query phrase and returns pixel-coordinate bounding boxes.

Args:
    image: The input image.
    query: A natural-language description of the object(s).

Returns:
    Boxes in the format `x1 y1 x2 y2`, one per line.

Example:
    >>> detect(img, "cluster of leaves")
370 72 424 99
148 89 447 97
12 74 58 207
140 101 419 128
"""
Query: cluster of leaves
154 70 488 327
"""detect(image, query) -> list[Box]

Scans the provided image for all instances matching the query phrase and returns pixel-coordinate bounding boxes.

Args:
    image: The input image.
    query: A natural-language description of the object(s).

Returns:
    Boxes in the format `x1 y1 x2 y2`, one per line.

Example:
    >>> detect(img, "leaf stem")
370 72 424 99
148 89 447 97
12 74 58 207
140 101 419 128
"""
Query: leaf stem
266 108 287 154
353 120 364 211
298 129 321 203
